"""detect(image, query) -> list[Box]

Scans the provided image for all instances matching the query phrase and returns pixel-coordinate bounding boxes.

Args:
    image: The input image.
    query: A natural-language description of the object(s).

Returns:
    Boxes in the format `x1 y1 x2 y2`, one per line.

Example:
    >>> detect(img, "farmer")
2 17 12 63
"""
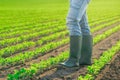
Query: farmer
60 0 93 67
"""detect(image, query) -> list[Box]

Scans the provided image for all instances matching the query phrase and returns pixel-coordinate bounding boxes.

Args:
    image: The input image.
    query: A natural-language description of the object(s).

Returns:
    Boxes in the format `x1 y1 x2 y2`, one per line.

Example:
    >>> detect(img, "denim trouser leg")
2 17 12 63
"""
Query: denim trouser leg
66 0 90 36
79 11 91 35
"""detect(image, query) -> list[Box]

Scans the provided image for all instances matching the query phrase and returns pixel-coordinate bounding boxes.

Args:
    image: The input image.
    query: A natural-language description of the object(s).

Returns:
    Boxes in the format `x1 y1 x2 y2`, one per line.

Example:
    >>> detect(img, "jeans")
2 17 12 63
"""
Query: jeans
66 0 91 36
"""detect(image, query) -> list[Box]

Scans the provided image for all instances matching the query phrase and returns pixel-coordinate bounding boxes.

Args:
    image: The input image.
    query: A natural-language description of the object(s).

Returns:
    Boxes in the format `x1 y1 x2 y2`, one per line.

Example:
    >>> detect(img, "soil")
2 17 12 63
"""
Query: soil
95 52 120 80
93 21 120 37
90 16 119 28
0 21 120 80
36 29 120 80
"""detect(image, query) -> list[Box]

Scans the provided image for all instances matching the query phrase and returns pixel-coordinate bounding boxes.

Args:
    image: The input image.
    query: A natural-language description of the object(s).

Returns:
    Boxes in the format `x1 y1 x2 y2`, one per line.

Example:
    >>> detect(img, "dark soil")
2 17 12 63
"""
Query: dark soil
90 16 119 28
35 30 120 80
95 52 120 80
0 21 120 80
93 21 120 37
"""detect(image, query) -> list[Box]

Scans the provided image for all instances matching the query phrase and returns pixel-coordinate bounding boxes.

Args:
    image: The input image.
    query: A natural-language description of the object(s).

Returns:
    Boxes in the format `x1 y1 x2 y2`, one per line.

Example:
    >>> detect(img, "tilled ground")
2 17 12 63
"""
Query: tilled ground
0 21 120 80
36 29 120 80
95 52 120 80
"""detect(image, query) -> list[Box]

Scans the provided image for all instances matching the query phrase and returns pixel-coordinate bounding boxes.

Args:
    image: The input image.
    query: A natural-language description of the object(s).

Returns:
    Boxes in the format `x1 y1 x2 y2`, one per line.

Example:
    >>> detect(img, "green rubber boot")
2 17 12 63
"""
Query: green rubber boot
60 36 82 68
79 35 93 65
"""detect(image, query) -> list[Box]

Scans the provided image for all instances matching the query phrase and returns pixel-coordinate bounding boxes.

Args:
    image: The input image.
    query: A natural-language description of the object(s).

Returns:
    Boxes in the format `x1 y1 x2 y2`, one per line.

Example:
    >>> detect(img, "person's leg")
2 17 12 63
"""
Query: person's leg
60 0 89 68
79 12 91 35
66 0 89 36
79 12 93 65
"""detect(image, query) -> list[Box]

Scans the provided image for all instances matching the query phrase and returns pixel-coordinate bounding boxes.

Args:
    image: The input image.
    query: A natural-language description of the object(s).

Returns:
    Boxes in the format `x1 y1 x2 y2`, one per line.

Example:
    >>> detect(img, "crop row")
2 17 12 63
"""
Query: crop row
1 12 119 35
0 31 68 57
0 14 116 37
0 10 66 29
6 25 120 80
91 18 120 32
0 18 119 59
0 20 120 65
0 20 65 40
0 19 64 34
0 10 114 26
0 17 119 49
78 37 120 80
1 18 119 57
90 15 119 27
0 25 66 48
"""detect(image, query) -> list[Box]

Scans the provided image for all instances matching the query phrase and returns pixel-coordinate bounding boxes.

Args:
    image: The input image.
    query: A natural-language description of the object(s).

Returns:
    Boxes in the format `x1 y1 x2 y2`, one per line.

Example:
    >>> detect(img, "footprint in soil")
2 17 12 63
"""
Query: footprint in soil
40 65 83 80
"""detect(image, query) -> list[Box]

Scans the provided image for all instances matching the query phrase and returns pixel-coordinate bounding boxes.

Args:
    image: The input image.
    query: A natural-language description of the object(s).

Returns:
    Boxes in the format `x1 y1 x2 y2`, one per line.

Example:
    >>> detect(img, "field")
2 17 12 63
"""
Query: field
0 0 120 80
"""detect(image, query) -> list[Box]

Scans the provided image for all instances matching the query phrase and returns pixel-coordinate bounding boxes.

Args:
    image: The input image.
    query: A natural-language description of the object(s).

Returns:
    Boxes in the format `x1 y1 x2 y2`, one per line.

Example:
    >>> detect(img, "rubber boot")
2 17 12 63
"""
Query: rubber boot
79 35 93 65
60 36 82 68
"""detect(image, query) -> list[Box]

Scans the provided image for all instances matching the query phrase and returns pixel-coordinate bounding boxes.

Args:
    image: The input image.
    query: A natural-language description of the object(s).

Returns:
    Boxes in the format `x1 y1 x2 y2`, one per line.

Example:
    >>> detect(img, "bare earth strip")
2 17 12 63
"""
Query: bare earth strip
37 30 120 80
95 52 120 80
93 21 120 37
0 22 120 80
